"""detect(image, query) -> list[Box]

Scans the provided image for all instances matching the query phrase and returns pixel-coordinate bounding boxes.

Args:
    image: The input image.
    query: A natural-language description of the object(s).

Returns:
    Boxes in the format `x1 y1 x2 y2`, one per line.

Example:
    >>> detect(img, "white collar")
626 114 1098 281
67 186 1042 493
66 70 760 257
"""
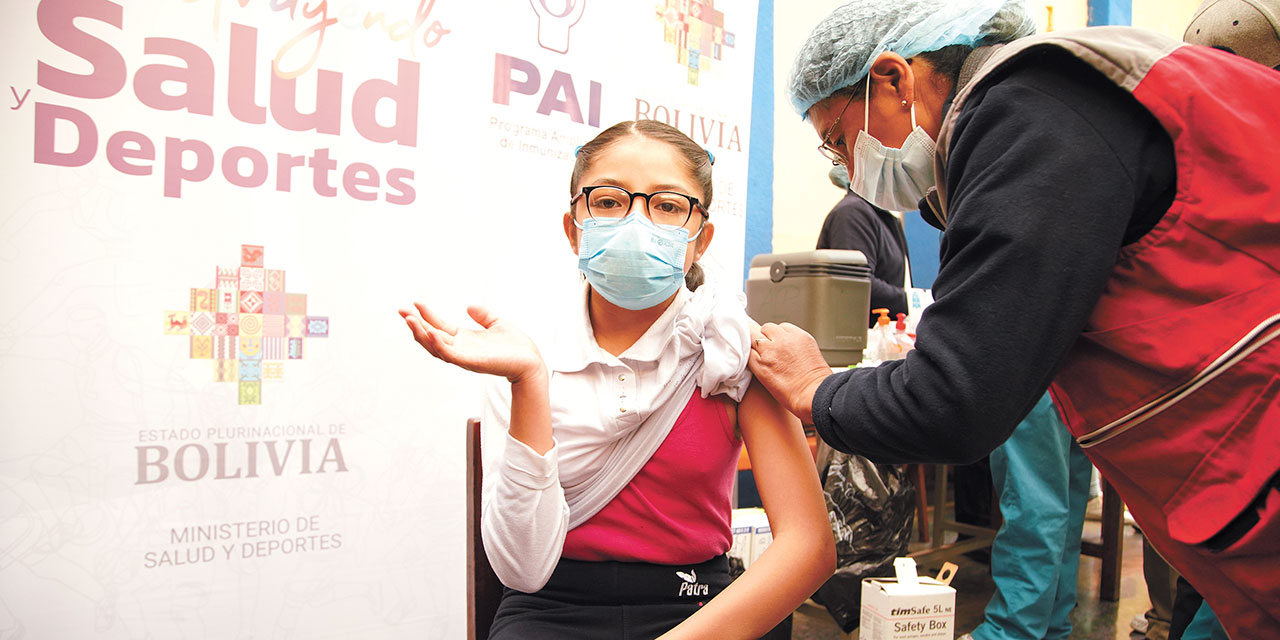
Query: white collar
549 280 691 373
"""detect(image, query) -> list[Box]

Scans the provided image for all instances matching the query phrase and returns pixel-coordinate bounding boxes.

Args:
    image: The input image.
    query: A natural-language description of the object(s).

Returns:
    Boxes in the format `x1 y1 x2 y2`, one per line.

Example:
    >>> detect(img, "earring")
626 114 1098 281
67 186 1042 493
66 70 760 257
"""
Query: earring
901 100 909 107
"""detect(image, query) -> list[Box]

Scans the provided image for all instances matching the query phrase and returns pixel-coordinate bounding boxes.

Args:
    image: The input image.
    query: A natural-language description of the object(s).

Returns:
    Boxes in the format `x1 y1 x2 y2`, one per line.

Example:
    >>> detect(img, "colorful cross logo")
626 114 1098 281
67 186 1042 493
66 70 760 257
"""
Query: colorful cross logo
655 0 735 86
164 245 329 405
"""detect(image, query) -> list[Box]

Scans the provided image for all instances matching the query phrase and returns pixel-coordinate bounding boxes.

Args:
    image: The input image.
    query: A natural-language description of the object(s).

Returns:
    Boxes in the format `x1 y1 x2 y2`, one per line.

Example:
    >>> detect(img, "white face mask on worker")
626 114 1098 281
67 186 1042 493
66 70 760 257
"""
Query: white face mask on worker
849 82 938 211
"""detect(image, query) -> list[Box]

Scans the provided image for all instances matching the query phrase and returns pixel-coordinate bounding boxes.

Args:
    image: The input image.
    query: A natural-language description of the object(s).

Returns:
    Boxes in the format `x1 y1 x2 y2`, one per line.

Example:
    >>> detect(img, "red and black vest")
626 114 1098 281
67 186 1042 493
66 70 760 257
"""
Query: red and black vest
928 28 1280 630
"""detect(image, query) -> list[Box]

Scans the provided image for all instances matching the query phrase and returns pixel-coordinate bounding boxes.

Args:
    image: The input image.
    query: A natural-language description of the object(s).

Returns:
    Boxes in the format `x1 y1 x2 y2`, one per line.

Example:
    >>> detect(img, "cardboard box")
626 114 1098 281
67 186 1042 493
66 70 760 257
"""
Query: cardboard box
728 509 756 571
860 559 958 639
749 522 772 566
728 508 772 570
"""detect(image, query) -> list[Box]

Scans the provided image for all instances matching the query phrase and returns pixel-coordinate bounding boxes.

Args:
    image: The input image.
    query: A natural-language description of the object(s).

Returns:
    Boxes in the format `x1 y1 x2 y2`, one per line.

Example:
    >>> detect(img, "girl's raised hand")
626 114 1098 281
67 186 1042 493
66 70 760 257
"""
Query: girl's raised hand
399 303 545 383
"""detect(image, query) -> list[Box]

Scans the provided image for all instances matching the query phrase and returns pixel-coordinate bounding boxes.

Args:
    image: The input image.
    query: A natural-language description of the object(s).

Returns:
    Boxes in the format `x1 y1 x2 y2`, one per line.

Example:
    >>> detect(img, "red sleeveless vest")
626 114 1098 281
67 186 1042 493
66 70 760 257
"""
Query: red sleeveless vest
930 28 1280 637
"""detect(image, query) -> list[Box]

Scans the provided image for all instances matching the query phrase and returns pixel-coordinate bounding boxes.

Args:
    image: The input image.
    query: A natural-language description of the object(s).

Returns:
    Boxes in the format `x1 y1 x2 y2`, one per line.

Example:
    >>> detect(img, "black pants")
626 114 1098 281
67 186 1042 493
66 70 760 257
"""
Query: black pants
488 555 731 640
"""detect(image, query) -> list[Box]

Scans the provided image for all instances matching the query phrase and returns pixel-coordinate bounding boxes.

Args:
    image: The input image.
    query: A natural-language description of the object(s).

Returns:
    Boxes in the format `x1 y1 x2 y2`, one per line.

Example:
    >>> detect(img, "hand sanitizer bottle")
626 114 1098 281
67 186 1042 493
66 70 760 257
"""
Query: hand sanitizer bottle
894 313 915 354
871 308 897 363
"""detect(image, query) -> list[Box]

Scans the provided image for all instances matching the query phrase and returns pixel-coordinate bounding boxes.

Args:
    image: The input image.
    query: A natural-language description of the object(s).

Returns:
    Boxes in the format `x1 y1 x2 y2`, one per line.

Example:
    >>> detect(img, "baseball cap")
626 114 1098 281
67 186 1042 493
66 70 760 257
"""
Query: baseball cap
1184 0 1280 69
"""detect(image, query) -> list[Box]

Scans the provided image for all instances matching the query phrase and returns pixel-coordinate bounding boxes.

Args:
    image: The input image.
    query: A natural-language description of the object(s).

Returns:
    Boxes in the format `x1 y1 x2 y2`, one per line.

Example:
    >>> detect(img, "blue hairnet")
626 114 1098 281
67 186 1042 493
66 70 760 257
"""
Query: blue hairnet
789 0 1036 115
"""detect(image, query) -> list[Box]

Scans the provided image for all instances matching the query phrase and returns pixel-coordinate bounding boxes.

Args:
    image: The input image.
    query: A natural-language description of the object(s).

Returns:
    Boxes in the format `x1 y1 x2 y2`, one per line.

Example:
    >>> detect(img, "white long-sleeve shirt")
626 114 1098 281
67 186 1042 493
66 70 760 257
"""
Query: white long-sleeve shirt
480 282 753 593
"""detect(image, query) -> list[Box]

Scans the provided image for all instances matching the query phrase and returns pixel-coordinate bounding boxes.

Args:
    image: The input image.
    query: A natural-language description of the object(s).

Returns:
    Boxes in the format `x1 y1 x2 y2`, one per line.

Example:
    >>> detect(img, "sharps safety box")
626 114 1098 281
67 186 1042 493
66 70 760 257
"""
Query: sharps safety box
745 250 872 367
860 559 958 640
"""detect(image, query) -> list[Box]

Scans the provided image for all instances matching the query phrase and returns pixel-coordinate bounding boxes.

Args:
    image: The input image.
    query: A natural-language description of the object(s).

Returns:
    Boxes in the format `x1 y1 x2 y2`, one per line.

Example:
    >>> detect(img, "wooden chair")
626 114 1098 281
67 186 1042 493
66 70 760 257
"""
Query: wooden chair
467 418 503 640
909 464 1000 566
1079 477 1125 601
910 464 1125 602
908 463 930 542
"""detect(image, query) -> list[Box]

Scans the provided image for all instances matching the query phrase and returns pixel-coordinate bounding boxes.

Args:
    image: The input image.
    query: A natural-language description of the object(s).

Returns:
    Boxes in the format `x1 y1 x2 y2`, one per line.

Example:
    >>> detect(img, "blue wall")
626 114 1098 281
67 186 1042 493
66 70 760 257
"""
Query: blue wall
903 212 941 289
1087 0 1132 25
744 0 774 282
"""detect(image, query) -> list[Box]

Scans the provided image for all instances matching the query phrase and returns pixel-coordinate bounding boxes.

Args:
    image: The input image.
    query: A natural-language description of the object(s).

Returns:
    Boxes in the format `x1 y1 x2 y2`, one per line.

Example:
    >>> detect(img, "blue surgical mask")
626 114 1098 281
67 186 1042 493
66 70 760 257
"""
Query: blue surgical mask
576 214 696 310
849 81 937 211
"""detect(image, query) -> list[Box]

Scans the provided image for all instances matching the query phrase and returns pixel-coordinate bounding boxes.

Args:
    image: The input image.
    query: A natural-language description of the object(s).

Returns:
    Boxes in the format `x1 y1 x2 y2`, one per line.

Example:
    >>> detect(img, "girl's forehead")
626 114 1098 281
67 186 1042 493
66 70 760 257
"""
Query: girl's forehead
581 136 697 188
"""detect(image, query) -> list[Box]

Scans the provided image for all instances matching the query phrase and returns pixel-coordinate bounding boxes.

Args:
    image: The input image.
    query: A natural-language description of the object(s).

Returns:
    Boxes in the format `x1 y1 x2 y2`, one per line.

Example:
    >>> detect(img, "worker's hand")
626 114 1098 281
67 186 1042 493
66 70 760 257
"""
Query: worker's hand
399 303 544 384
748 322 831 425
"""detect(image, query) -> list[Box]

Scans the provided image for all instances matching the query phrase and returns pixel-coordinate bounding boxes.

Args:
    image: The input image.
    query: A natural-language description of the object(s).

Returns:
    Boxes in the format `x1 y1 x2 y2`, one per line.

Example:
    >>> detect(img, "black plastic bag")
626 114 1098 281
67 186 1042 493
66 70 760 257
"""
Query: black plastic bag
810 445 916 632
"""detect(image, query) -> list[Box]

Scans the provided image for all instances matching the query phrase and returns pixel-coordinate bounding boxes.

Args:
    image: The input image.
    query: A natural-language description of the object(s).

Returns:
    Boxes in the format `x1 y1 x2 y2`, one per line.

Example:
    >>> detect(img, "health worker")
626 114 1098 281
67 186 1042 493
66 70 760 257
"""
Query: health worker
747 1 1280 637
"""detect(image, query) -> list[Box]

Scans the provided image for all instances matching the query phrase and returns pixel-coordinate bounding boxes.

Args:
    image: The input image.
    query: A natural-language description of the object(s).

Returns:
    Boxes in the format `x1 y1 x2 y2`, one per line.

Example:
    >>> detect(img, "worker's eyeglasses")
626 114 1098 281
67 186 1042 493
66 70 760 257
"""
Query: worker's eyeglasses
570 185 708 230
818 91 859 167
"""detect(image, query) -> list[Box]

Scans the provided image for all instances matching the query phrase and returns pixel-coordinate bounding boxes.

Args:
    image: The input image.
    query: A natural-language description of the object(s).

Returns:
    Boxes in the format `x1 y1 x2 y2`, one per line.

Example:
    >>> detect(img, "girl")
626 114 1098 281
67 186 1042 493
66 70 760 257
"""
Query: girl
401 120 833 639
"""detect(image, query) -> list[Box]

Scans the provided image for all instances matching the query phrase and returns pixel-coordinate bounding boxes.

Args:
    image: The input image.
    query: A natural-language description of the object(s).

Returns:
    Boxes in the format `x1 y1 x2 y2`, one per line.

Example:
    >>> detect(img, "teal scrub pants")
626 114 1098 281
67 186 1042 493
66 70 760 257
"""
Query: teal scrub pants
971 393 1093 640
1183 602 1229 640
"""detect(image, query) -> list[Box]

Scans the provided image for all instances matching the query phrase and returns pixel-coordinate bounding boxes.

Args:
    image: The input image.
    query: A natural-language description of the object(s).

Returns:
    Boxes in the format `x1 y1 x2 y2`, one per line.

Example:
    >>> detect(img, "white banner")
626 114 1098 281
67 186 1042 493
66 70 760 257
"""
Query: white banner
0 0 758 637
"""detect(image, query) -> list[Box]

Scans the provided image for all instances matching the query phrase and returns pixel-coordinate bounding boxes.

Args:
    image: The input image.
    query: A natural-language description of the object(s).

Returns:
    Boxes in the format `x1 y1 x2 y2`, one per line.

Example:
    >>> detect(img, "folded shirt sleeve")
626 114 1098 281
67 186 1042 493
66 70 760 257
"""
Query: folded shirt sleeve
681 285 754 402
479 378 570 593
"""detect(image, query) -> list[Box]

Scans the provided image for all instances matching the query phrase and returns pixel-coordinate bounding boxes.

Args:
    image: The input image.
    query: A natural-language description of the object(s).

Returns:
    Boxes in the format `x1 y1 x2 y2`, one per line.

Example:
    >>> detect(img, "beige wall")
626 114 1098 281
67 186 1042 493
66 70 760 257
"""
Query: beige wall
769 1 1205 253
1038 2 1088 31
771 1 854 254
1133 0 1203 39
